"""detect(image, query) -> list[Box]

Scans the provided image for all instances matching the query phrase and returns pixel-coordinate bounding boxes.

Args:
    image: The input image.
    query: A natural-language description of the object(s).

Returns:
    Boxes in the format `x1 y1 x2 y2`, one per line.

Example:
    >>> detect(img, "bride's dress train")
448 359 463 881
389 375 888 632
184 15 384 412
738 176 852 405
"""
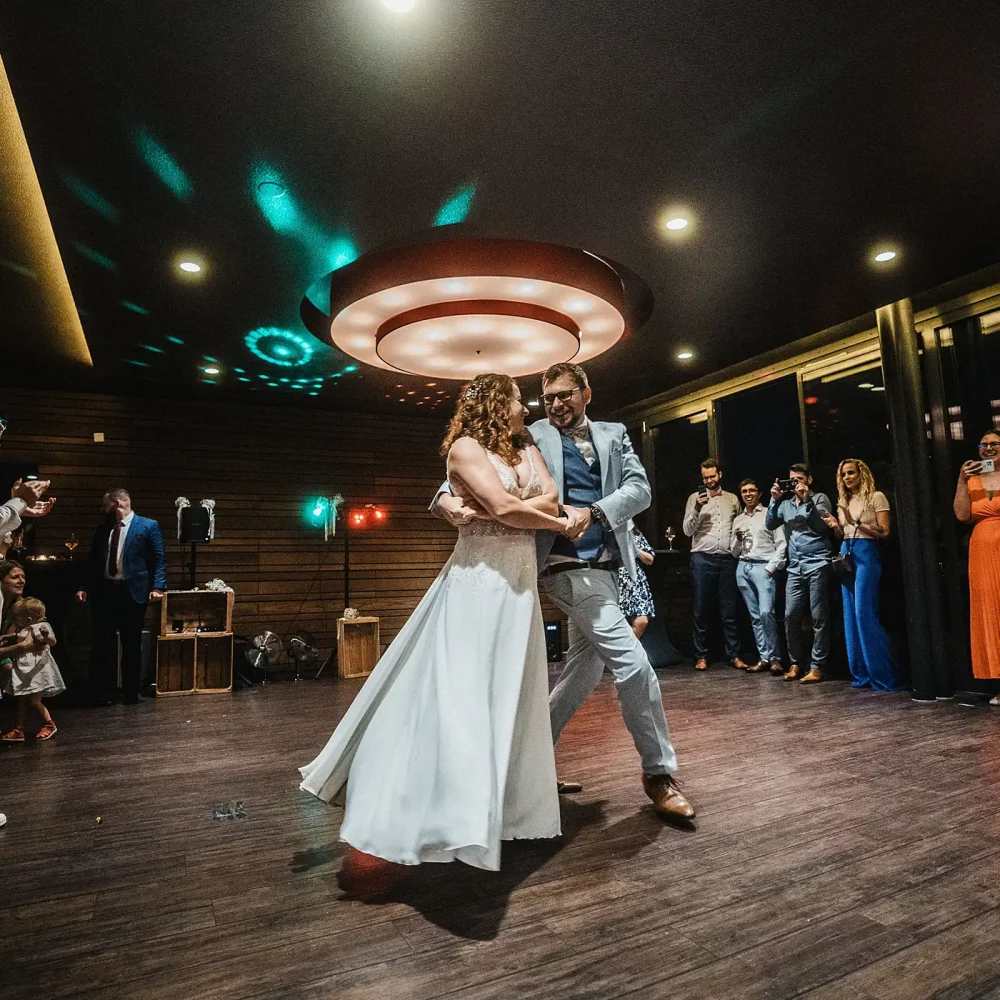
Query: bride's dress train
299 451 560 871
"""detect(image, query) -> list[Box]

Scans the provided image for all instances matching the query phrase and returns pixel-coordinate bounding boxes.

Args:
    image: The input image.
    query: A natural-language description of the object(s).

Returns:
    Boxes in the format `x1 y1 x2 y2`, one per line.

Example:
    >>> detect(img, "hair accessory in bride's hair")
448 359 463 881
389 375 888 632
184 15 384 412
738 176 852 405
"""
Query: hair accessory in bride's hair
462 382 484 402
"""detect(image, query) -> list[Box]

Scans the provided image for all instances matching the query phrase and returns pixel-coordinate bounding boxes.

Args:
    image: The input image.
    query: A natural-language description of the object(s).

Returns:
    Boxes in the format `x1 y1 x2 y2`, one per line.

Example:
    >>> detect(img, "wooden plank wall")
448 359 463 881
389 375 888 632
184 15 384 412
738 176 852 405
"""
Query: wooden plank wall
0 388 463 675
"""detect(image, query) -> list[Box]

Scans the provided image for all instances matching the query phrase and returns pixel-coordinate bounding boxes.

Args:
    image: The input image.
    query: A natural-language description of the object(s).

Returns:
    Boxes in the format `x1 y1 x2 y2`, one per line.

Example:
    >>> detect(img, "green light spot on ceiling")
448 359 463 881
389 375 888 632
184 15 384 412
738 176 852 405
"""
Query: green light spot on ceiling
250 162 300 234
166 336 184 345
72 242 116 271
203 356 218 363
134 126 193 200
234 367 245 374
59 170 119 223
344 365 358 372
279 378 291 383
244 327 315 367
127 360 150 367
309 392 319 396
434 181 477 226
121 301 150 315
141 344 165 354
328 237 359 270
201 378 217 384
238 377 251 382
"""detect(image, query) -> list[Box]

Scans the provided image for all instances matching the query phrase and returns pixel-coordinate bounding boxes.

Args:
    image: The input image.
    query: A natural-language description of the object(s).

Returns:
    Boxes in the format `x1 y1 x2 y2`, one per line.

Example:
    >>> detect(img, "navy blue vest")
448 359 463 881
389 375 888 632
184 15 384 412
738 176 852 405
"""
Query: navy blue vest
550 433 612 561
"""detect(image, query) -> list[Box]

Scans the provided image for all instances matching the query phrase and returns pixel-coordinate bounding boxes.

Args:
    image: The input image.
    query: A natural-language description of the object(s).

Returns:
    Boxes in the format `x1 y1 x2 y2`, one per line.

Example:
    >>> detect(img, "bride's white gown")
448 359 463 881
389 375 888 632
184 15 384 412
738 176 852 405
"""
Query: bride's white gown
299 449 560 870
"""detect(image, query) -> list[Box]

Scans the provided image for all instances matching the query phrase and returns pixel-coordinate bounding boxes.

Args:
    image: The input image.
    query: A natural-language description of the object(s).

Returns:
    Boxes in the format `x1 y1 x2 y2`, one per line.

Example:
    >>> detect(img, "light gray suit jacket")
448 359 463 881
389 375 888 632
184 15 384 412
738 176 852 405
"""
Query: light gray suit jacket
433 417 652 581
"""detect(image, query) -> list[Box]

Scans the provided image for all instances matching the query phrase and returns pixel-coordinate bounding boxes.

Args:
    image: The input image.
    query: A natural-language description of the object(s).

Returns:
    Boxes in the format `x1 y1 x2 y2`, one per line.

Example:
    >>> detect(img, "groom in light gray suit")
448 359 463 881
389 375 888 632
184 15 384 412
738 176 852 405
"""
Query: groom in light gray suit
435 362 694 823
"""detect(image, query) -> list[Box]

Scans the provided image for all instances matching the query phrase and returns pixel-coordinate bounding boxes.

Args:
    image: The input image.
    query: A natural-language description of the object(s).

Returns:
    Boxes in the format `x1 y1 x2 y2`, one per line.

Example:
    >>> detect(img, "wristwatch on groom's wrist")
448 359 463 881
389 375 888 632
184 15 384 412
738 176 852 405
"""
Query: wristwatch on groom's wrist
588 503 609 528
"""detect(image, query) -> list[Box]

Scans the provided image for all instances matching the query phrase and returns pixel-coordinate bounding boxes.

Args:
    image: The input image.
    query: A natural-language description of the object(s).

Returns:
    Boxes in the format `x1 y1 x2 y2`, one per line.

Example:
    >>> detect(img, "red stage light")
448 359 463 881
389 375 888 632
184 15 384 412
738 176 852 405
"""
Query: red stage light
804 395 819 405
348 505 388 529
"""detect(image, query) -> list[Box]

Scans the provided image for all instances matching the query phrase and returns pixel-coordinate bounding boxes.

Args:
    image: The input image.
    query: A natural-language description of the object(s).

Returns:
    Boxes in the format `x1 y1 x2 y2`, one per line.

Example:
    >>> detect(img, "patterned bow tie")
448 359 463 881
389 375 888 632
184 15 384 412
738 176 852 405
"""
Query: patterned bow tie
561 423 589 442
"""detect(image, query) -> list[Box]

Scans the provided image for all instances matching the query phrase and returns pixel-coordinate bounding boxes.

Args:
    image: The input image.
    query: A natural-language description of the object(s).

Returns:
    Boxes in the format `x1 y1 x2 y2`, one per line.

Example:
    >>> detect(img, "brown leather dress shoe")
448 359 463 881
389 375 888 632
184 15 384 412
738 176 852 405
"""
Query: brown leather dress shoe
800 668 823 684
783 664 802 681
642 773 696 823
746 660 768 673
694 659 709 671
769 661 785 675
730 658 749 670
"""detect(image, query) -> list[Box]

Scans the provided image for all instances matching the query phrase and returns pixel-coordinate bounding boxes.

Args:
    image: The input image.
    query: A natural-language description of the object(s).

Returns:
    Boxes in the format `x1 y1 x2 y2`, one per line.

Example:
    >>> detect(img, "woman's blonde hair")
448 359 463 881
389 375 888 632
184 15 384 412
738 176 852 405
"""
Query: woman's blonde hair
440 373 524 467
836 457 877 509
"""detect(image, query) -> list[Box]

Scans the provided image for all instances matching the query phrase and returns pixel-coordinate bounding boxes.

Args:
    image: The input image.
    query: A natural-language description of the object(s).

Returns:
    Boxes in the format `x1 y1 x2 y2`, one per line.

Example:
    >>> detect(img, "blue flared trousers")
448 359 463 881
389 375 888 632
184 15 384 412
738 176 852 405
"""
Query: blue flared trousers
840 539 902 691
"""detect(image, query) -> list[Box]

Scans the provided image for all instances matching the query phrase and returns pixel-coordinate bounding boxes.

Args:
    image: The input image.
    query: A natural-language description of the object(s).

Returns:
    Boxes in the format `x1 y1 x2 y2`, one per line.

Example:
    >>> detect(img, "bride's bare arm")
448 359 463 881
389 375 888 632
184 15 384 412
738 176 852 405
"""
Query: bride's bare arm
448 439 569 532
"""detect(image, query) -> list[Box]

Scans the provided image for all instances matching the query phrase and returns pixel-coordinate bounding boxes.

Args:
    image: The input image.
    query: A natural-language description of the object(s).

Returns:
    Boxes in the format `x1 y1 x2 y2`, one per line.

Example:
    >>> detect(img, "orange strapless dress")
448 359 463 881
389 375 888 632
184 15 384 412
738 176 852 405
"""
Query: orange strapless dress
969 476 1000 679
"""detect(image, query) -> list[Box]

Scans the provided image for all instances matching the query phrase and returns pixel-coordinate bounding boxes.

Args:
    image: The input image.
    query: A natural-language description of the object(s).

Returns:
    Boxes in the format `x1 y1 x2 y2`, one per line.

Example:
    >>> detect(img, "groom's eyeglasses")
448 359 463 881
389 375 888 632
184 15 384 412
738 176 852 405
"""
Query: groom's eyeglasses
541 388 583 408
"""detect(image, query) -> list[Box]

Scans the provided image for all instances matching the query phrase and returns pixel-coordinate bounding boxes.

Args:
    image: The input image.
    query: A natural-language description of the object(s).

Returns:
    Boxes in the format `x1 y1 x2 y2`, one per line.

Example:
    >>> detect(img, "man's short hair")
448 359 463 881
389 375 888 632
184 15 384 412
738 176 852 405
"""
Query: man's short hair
701 457 720 471
789 463 810 476
103 487 130 503
739 477 758 489
542 362 588 389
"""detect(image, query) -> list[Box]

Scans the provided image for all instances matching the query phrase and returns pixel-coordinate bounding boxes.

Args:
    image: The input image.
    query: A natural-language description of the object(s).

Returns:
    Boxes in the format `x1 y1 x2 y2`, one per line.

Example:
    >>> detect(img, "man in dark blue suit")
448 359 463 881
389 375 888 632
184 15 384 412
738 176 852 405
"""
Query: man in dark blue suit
77 488 166 704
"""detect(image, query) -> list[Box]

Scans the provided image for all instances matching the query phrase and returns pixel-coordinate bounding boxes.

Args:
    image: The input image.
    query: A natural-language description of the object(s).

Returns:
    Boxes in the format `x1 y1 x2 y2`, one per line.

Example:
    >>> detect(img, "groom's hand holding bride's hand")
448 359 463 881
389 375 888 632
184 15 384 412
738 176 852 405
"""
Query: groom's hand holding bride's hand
560 506 591 541
437 493 489 527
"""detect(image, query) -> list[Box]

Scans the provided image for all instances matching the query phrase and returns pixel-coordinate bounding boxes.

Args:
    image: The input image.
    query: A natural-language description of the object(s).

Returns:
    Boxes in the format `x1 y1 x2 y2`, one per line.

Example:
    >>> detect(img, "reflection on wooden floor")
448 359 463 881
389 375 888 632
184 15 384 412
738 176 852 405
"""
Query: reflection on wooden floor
3 668 1000 999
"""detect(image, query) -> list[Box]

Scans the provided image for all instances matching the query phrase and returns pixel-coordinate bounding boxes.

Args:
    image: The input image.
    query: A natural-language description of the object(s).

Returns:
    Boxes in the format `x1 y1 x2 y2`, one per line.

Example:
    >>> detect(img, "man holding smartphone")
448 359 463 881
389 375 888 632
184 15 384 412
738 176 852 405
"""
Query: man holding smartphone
766 464 836 683
682 458 743 670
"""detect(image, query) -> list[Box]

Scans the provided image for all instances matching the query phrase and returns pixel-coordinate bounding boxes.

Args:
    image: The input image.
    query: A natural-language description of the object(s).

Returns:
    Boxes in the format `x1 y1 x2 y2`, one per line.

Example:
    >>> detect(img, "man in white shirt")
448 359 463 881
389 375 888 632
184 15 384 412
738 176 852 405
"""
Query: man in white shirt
731 478 787 673
682 458 744 670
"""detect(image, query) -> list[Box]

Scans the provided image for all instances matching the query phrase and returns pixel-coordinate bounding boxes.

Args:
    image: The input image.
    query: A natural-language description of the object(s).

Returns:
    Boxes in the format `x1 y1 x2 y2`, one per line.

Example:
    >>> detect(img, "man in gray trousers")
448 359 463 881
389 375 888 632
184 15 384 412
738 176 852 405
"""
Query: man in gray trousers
434 362 694 823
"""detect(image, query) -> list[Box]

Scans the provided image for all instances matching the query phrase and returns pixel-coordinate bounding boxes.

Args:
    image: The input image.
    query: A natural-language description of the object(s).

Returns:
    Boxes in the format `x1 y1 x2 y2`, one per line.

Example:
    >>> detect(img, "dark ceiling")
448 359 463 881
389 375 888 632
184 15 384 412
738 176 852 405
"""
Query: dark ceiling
2 0 999 416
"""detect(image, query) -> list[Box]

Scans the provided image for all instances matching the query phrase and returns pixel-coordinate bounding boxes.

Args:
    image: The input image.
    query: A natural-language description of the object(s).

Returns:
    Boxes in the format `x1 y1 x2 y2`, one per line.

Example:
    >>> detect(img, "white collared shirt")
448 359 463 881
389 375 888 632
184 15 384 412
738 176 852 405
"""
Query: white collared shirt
683 489 740 556
731 504 787 573
104 511 135 581
560 415 596 467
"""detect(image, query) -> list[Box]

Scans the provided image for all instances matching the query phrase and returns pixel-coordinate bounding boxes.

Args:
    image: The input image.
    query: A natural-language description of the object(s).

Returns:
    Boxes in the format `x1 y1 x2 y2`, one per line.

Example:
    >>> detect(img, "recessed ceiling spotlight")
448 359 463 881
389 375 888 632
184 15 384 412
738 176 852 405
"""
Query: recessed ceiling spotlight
874 250 897 263
178 261 202 273
871 386 886 392
676 349 694 360
665 218 688 231
383 0 416 11
657 208 694 237
858 382 874 389
203 366 220 375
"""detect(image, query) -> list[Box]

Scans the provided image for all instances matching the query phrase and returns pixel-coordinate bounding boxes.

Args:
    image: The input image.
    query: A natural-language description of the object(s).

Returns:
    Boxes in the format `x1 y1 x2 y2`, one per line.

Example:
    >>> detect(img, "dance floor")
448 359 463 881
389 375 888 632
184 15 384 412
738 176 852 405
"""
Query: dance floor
4 668 1000 999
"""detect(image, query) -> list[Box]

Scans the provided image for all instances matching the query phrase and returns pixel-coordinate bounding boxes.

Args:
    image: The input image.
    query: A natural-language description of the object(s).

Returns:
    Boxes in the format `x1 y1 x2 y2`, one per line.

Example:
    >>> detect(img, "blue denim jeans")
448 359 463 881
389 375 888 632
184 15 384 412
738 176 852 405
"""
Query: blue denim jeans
690 552 740 660
736 560 780 664
784 564 831 672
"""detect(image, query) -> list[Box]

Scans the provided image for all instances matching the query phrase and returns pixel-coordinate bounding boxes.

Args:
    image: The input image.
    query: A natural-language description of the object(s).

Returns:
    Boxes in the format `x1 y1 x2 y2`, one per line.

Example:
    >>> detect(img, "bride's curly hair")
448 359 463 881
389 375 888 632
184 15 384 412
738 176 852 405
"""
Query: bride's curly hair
440 373 526 467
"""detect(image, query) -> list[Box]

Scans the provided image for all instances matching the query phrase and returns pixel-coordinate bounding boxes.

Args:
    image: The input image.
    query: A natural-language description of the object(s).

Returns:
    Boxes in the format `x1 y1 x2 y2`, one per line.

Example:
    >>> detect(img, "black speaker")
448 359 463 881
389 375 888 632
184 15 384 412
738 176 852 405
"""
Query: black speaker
179 505 211 543
544 620 563 662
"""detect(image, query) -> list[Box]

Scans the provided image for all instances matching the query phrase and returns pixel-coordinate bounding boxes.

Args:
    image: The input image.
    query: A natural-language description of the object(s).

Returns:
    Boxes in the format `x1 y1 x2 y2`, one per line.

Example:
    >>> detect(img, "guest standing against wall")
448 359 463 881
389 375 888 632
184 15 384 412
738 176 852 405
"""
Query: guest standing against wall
683 458 744 671
766 464 836 684
618 522 656 639
954 430 1000 698
831 459 902 692
76 489 166 705
731 478 786 674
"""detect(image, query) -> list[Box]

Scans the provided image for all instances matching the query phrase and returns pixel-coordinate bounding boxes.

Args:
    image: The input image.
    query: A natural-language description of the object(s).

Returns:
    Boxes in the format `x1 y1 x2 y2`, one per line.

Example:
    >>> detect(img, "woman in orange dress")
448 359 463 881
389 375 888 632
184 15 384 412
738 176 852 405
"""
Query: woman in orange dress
954 430 1000 692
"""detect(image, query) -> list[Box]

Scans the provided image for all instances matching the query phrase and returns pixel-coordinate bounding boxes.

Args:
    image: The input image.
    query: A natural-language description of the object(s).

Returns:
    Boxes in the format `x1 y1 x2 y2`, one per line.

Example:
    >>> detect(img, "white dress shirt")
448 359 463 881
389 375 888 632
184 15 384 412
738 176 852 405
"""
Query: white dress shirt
683 489 740 556
730 504 787 573
104 511 135 581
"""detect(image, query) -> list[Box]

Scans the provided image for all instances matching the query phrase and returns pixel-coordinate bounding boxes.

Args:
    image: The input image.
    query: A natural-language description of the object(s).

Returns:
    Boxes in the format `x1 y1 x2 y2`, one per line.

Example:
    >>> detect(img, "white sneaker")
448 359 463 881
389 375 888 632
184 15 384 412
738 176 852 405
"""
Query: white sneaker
0 812 6 828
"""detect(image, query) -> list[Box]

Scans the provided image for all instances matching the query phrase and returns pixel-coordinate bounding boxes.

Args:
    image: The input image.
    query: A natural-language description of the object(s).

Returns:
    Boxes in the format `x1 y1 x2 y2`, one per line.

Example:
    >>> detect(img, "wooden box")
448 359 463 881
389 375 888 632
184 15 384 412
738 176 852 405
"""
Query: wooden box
337 617 380 678
160 589 233 636
156 634 234 695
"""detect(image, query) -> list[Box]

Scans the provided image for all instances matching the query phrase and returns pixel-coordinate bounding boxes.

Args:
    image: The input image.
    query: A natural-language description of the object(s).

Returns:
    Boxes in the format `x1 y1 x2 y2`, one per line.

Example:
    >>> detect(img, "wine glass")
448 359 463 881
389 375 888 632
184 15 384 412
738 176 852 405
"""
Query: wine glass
665 526 676 552
65 532 79 558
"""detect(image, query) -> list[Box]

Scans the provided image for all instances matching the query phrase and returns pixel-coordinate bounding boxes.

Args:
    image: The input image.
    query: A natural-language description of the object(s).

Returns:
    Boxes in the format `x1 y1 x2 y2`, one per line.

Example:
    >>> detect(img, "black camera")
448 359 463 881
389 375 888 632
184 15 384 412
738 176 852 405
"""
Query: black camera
777 478 795 493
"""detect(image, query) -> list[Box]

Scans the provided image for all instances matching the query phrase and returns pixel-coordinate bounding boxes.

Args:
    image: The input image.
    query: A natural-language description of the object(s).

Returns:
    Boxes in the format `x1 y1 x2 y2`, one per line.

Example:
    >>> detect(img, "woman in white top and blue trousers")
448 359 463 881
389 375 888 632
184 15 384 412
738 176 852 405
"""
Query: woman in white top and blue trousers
833 459 902 692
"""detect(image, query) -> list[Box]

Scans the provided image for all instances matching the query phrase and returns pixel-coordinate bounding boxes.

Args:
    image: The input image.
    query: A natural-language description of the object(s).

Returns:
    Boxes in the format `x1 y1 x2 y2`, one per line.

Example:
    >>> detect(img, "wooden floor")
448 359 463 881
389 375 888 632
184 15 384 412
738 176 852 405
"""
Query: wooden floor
4 667 1000 1000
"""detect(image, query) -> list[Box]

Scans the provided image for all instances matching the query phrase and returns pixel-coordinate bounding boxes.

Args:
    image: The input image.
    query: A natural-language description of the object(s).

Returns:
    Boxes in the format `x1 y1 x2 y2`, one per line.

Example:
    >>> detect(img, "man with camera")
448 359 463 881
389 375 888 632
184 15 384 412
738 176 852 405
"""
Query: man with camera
765 464 837 683
682 458 744 671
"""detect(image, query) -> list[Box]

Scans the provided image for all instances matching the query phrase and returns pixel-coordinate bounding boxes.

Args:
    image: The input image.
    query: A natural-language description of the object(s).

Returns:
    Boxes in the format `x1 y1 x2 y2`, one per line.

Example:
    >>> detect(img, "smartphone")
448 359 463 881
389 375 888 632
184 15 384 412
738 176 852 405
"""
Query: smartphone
981 459 996 474
777 478 795 493
697 485 709 496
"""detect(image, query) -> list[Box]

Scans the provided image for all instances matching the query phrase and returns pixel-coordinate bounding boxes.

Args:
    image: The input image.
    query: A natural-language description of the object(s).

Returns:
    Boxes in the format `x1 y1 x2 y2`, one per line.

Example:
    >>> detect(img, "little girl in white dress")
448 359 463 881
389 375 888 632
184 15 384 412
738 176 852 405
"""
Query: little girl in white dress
1 597 64 742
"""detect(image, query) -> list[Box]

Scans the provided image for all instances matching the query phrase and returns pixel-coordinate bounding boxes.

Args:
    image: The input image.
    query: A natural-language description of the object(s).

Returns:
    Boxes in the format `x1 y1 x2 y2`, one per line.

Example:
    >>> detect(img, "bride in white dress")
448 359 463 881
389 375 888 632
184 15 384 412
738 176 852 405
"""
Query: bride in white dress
299 373 579 889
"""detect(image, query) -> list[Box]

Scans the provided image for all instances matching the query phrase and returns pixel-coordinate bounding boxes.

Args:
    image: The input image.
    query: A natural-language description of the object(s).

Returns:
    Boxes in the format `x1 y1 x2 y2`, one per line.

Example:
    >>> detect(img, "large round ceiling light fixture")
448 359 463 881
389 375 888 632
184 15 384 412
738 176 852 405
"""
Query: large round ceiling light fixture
300 236 652 380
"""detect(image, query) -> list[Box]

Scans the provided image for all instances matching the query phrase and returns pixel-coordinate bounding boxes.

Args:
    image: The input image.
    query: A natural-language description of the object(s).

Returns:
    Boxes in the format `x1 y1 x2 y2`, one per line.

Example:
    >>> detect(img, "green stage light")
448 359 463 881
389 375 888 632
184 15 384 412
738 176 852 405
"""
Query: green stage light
134 126 193 200
59 170 119 223
72 242 116 271
434 182 476 226
245 327 315 367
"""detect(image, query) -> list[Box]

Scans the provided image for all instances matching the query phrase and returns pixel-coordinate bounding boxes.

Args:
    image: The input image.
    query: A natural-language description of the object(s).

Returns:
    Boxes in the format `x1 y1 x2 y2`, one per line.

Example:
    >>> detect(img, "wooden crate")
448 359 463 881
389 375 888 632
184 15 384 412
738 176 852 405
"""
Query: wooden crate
160 590 233 636
337 617 380 678
156 633 233 695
